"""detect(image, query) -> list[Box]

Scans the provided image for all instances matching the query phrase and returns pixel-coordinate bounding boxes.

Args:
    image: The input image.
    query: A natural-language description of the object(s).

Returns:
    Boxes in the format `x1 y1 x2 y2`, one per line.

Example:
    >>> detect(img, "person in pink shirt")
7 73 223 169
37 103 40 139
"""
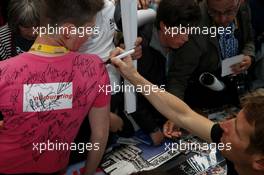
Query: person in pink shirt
0 0 115 174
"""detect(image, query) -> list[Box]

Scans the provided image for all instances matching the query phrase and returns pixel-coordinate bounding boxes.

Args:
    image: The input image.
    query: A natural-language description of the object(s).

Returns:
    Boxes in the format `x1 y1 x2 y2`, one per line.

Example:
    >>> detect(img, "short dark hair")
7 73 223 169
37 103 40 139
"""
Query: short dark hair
40 0 104 27
241 89 264 155
155 0 201 29
8 0 40 33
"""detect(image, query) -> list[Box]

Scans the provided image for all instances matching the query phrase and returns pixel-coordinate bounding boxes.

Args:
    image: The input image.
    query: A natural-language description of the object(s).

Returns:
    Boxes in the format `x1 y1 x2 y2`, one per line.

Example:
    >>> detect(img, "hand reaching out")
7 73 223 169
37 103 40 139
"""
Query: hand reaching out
137 0 150 9
163 120 182 139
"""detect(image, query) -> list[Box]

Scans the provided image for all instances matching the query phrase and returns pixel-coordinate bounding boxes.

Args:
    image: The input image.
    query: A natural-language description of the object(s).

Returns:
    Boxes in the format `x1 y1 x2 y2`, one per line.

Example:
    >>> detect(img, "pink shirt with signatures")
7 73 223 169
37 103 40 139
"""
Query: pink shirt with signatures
0 52 110 174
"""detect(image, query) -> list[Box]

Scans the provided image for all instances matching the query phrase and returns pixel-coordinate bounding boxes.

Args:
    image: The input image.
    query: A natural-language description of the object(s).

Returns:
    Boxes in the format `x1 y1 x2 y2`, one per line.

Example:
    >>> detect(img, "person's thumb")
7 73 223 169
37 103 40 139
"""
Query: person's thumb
109 47 123 58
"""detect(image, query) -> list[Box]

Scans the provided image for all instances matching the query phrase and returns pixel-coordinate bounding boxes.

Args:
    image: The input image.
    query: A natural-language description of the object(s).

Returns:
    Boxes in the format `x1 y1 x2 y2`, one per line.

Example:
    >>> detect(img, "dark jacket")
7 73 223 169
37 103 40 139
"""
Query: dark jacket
249 0 264 56
167 0 255 106
132 24 167 134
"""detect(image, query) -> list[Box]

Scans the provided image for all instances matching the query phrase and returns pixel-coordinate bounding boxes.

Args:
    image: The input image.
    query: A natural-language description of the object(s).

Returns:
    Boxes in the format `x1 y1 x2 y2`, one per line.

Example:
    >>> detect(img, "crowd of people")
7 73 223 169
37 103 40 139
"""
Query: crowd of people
0 0 263 175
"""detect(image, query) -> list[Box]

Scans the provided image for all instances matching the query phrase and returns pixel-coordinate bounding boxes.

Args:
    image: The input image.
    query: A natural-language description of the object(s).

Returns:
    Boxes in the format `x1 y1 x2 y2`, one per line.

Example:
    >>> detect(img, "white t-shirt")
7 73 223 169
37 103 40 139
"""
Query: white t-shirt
79 0 120 94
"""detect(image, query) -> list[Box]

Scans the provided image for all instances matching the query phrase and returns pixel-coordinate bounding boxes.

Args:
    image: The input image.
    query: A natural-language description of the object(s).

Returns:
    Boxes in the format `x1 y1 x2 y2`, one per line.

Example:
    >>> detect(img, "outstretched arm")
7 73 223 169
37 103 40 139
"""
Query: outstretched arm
110 48 214 142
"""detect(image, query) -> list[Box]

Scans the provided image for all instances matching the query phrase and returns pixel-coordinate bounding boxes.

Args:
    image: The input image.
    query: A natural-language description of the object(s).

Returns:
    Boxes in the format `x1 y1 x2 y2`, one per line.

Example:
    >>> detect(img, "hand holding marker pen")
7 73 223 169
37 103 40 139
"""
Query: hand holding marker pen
104 49 135 65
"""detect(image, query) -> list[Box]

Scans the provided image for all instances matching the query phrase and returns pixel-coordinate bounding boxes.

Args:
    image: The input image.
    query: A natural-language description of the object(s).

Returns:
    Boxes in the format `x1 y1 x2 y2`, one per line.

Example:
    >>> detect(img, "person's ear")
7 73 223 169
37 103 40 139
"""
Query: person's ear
61 23 75 39
252 157 264 171
159 21 166 32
